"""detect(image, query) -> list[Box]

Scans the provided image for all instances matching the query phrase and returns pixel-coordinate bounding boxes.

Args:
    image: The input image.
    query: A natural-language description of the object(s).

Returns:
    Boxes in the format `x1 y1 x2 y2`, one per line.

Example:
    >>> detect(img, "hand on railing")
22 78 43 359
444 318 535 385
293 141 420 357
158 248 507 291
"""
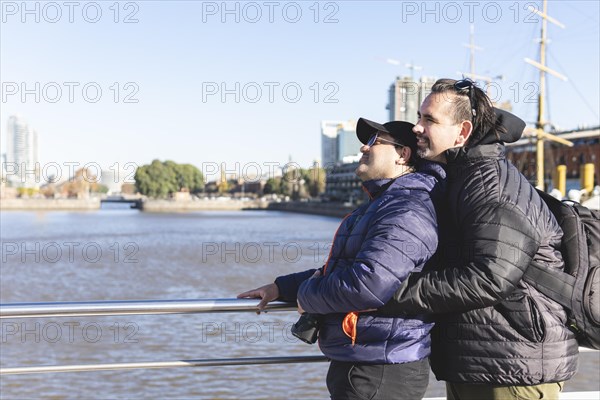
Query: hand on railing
237 283 280 313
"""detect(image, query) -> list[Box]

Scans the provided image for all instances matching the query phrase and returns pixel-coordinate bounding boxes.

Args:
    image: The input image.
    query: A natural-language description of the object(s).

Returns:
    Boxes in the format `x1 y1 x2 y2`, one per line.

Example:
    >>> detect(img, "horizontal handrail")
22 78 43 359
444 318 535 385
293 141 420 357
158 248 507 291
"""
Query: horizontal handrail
0 355 328 375
0 297 597 383
0 299 598 352
0 298 294 319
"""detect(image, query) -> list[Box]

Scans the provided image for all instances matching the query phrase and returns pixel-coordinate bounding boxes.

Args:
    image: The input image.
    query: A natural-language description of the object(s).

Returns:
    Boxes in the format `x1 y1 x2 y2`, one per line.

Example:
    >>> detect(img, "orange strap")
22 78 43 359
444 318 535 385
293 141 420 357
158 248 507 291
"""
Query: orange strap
342 312 359 346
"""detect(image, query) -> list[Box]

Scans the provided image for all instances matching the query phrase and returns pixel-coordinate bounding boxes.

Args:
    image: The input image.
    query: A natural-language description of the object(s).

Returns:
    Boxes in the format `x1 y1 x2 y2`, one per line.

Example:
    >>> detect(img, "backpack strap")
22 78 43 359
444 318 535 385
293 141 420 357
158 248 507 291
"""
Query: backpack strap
523 261 576 310
574 203 593 219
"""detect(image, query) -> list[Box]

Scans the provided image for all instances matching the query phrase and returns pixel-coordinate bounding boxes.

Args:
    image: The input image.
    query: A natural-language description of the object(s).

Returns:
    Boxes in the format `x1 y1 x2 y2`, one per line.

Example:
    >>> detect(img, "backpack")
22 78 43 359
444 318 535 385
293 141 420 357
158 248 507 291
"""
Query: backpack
523 189 600 349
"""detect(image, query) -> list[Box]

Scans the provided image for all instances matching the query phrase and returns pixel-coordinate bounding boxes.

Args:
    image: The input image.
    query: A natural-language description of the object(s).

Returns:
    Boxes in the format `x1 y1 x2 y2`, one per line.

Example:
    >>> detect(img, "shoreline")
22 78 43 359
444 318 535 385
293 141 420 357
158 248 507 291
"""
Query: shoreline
0 198 355 217
2 196 597 214
0 198 101 211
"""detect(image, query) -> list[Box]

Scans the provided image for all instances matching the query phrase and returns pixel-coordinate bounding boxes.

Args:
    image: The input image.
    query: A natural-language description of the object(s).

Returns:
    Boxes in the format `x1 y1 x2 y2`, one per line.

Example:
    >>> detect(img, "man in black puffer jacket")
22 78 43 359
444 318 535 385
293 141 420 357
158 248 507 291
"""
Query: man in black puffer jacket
379 79 578 400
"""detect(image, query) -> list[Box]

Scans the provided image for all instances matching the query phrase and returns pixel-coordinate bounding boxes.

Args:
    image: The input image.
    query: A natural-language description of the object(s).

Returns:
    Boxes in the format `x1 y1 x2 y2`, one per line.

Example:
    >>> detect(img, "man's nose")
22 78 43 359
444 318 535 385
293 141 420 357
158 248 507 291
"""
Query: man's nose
413 124 423 134
360 144 370 153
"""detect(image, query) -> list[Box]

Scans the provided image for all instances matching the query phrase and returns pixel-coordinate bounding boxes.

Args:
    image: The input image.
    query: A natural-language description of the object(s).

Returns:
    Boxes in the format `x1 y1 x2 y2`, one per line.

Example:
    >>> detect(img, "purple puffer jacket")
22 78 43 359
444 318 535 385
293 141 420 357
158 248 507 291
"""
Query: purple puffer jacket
275 161 445 364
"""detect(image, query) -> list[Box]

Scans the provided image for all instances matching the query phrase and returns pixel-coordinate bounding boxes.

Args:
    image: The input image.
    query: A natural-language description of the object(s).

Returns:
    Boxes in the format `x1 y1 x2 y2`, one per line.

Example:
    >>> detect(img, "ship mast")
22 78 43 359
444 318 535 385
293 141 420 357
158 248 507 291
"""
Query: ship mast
524 0 571 189
458 25 502 97
467 24 479 77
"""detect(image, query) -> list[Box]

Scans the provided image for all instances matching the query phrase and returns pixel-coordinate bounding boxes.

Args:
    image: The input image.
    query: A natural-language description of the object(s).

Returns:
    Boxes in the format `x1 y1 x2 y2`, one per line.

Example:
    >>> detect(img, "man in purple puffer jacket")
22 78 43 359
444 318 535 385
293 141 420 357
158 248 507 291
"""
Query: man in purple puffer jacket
238 118 445 399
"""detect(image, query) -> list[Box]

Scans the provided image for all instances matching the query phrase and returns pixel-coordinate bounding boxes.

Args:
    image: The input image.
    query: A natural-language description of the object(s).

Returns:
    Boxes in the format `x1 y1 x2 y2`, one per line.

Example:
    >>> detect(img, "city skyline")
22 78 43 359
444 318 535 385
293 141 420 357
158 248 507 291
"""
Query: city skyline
1 1 598 174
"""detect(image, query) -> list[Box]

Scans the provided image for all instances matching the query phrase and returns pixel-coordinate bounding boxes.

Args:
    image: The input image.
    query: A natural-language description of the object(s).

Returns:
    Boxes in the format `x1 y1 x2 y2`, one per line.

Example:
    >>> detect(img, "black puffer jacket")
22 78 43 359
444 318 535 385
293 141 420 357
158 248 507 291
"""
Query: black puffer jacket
380 110 579 385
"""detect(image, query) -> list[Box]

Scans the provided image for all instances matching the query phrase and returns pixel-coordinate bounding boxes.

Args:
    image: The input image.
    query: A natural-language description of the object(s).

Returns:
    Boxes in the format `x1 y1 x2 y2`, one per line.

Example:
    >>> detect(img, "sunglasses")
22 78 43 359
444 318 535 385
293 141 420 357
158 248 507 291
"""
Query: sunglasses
454 79 477 117
366 132 404 148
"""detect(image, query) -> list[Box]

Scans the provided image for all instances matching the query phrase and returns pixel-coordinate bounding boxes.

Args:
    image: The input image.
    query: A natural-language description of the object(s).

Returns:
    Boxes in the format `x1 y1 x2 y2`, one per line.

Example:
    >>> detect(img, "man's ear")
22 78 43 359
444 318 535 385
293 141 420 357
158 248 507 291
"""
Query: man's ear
455 120 473 146
396 146 412 165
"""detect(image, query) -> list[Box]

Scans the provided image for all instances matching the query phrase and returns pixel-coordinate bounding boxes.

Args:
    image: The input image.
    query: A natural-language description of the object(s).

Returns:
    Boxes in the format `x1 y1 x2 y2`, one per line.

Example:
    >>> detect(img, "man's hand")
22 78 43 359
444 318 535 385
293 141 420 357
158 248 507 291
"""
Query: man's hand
237 283 280 312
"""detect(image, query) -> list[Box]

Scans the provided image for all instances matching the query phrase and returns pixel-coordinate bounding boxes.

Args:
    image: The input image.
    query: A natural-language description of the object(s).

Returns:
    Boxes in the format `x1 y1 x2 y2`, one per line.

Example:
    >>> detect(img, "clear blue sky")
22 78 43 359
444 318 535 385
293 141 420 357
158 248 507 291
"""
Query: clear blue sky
1 0 598 180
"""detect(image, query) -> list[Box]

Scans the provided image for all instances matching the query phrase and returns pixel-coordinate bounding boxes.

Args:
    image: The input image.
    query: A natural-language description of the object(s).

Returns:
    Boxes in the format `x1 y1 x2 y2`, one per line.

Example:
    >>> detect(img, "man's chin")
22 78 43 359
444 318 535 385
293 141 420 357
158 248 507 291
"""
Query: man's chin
417 149 445 163
417 149 430 159
355 167 367 181
418 151 446 163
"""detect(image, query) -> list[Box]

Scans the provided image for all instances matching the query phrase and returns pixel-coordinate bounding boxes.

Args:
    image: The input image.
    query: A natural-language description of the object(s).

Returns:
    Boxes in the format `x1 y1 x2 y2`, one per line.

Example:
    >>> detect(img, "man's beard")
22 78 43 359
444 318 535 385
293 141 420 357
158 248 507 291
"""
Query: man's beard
417 147 429 158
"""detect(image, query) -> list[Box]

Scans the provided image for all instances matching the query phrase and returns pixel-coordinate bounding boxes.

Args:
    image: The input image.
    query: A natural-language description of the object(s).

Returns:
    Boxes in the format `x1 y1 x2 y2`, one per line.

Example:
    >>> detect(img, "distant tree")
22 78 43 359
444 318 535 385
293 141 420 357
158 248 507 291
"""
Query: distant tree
135 160 205 198
280 178 293 197
259 165 326 199
227 179 238 193
217 170 230 195
205 181 218 193
175 163 205 193
17 187 37 197
281 167 301 197
263 178 281 195
164 161 204 193
304 166 326 198
135 160 176 198
95 184 110 194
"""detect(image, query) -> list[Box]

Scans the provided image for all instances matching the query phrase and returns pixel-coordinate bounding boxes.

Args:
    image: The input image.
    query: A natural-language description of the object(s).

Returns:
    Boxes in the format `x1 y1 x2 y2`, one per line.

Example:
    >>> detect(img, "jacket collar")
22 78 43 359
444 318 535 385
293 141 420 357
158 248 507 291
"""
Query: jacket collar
361 160 446 199
444 143 505 164
362 178 397 200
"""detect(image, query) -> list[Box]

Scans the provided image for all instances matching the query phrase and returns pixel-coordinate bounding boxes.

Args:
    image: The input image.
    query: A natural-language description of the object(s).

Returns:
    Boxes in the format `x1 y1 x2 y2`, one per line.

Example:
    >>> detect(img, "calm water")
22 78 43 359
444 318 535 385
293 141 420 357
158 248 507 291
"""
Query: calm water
1 209 598 399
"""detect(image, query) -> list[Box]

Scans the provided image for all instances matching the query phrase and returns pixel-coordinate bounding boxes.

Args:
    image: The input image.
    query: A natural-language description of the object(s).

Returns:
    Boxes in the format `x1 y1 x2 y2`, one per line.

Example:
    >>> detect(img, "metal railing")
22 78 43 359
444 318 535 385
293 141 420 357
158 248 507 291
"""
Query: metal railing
1 356 328 376
1 298 598 400
0 298 296 319
0 298 328 375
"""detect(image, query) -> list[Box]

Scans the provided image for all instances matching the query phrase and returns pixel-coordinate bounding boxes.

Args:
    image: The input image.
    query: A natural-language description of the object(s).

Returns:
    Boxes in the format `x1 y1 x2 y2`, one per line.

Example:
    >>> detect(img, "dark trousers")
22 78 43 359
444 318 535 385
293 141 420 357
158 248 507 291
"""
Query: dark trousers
446 381 564 400
326 358 430 400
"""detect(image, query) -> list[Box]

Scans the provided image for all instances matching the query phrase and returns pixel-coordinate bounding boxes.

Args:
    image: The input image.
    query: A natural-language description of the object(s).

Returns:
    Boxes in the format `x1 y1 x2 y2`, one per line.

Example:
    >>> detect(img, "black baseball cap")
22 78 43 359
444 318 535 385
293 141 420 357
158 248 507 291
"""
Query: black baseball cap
356 118 418 162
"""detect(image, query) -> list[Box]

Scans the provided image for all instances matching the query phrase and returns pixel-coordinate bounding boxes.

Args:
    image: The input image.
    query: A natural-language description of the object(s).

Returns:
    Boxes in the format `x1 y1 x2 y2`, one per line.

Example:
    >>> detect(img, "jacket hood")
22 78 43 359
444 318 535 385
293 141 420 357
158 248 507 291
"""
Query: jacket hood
361 160 445 199
471 108 526 146
444 108 526 162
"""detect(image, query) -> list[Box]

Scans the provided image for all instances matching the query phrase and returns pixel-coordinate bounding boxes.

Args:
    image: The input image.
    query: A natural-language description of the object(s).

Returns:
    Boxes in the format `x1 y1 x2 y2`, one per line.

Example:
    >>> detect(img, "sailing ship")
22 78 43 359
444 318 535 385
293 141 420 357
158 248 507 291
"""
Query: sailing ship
505 1 598 201
463 1 599 203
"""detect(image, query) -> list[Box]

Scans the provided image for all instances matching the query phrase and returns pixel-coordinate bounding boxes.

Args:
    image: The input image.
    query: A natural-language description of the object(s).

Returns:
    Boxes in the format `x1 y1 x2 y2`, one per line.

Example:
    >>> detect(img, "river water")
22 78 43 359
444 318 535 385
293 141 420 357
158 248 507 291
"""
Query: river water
1 209 598 399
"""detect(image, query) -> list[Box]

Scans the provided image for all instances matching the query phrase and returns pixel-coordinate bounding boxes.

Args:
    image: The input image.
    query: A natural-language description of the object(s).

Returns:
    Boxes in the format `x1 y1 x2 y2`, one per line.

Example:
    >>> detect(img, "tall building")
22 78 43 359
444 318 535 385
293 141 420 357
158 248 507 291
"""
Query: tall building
337 120 360 162
0 152 6 178
387 76 436 123
320 120 361 168
321 120 343 168
5 115 39 188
